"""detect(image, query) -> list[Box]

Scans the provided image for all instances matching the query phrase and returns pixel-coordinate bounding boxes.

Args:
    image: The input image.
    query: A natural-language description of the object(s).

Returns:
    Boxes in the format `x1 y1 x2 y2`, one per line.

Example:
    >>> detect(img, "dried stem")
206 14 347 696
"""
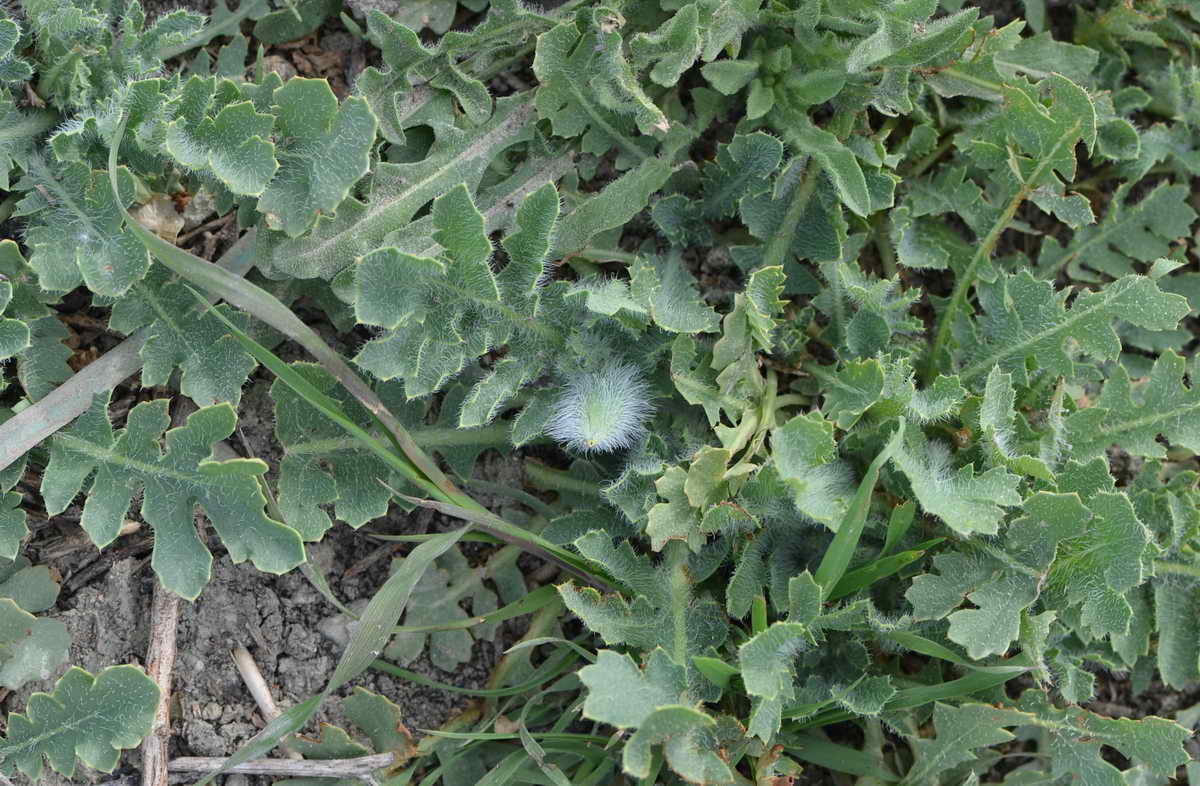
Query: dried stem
230 645 301 759
140 580 180 786
168 753 395 779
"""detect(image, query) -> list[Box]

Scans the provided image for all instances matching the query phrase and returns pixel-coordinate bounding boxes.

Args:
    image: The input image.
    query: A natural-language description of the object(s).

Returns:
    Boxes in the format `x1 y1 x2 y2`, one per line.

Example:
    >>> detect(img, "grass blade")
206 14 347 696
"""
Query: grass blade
814 422 904 599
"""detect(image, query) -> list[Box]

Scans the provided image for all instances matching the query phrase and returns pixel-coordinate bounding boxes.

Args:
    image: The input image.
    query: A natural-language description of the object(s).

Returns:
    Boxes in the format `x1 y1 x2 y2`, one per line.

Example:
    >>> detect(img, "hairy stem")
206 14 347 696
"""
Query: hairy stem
924 120 1081 383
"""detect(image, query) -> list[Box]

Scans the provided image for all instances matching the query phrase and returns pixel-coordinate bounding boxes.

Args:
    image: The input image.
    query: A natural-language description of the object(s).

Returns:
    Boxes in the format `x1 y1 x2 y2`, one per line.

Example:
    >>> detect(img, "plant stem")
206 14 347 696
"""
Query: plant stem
0 195 17 225
773 394 808 411
140 580 180 786
761 158 823 271
924 120 1081 383
524 461 603 499
168 754 395 780
1155 561 1200 579
665 540 691 666
872 210 897 278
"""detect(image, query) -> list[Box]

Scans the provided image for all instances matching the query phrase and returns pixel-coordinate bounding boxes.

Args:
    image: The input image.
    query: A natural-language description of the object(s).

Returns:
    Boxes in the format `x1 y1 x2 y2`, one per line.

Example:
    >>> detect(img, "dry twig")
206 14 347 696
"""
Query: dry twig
230 644 303 760
139 580 180 786
168 753 395 781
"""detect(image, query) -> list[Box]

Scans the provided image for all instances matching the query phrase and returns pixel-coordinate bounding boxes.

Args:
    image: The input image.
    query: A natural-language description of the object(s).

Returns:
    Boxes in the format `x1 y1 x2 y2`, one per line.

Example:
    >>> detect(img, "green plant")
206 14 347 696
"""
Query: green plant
1 0 1200 782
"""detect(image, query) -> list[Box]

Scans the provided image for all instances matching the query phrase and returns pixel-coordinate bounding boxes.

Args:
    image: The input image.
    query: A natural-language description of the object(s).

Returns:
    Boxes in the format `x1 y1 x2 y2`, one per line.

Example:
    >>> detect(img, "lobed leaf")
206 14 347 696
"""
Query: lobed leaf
41 394 304 599
256 94 534 280
955 271 1189 388
109 266 257 407
0 665 159 779
257 78 377 238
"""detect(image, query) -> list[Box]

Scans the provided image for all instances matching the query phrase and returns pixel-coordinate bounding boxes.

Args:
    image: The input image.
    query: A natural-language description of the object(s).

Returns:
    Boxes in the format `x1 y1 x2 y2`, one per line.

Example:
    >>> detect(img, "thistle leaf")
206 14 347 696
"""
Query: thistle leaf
891 422 1021 537
629 6 701 87
579 648 687 728
1038 182 1197 281
41 394 304 599
1015 690 1189 784
385 548 498 672
256 94 534 279
0 599 69 690
739 622 810 740
0 665 159 779
354 183 561 402
0 280 28 364
18 163 149 297
1065 350 1200 459
269 364 399 539
900 703 1029 784
163 76 277 196
109 267 257 407
979 367 1054 481
257 79 377 238
533 21 660 162
700 132 783 219
955 271 1188 388
560 531 726 656
578 648 733 783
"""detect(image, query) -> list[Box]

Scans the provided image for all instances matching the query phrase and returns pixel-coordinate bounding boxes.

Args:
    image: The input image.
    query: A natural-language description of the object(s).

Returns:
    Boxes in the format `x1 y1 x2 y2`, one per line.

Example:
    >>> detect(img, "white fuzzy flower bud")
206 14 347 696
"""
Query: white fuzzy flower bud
546 363 654 453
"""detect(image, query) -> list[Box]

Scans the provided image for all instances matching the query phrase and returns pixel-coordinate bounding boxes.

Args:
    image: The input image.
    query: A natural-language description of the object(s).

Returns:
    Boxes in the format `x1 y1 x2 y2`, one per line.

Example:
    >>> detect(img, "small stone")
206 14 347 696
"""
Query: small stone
316 598 370 648
319 32 352 56
262 55 297 81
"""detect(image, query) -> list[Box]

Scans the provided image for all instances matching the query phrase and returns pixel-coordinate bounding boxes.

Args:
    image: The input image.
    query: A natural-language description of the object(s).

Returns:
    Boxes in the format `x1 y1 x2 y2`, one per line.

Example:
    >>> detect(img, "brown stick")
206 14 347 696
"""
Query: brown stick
168 753 395 779
140 580 180 786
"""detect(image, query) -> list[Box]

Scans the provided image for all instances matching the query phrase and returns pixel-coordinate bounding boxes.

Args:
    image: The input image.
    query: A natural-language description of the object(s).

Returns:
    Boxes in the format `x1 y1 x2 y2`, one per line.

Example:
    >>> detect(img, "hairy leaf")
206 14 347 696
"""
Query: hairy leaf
109 267 257 406
955 272 1188 388
355 183 563 406
17 163 149 297
1066 350 1200 459
41 394 304 599
891 422 1021 537
1038 182 1197 281
256 94 534 279
256 78 377 238
533 20 664 161
0 665 159 779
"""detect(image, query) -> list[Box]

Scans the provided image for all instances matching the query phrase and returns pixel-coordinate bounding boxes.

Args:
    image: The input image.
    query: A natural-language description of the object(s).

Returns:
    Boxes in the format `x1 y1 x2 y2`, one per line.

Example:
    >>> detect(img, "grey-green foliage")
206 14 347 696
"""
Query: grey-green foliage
19 0 203 109
0 553 69 690
108 266 258 406
42 394 305 600
0 665 159 779
353 181 565 404
2 0 1200 783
